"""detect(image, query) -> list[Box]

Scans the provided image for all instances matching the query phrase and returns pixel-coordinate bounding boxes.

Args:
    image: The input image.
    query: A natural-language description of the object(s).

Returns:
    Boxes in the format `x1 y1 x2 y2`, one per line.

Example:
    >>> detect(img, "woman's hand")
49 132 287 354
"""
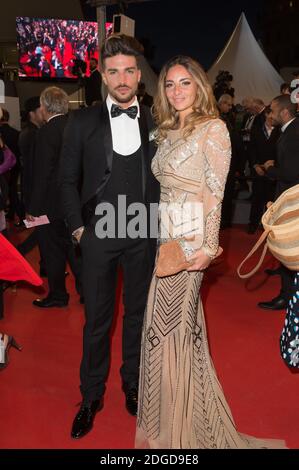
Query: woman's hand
186 249 212 271
26 213 35 222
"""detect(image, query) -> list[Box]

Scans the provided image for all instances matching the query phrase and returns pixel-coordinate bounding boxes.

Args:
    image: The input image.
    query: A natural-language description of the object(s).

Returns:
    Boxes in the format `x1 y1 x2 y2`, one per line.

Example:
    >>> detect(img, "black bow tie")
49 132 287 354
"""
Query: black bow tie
110 104 138 119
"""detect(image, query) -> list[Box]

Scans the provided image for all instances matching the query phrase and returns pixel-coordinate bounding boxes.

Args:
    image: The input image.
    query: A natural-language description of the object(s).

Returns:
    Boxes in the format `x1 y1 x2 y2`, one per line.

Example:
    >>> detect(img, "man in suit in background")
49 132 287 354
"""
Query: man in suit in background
81 57 102 106
247 106 280 234
19 97 44 212
250 98 266 132
27 87 81 308
258 95 299 310
60 34 160 439
17 97 45 261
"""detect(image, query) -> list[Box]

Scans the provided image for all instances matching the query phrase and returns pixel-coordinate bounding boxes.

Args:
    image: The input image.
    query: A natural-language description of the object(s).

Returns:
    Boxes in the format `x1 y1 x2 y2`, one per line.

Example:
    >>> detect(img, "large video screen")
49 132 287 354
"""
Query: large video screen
16 17 112 80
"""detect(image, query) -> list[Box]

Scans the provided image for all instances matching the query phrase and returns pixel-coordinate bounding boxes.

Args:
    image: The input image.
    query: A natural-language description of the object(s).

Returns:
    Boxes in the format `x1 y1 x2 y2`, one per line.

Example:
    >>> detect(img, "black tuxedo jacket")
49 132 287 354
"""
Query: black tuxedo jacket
249 120 280 167
250 110 265 133
84 69 102 106
29 114 68 220
59 102 160 234
266 118 299 198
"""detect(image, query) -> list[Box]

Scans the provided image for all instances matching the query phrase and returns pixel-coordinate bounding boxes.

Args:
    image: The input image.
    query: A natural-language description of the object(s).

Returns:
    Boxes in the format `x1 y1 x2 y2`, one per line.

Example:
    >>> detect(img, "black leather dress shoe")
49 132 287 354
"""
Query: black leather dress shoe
123 384 138 416
258 295 287 310
39 268 47 278
71 398 103 439
33 297 68 308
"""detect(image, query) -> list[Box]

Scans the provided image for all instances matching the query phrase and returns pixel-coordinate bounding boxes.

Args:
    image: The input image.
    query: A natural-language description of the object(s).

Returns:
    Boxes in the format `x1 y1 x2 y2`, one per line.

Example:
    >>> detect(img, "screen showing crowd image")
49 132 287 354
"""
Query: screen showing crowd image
16 17 113 80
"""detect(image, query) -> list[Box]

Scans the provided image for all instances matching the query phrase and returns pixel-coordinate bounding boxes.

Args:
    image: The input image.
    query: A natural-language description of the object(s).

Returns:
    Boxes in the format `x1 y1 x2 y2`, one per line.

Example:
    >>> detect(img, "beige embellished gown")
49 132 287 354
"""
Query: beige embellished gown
135 119 286 449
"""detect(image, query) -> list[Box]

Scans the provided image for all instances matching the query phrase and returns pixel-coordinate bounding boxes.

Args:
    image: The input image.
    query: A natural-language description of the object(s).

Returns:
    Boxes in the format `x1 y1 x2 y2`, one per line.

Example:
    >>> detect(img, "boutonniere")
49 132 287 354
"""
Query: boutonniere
149 128 158 142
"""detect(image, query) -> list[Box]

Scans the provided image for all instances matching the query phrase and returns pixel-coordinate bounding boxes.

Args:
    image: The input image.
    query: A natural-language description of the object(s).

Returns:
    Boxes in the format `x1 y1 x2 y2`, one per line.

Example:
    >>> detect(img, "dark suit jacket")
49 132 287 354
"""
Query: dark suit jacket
59 102 160 235
250 110 265 134
84 69 102 106
29 114 68 220
266 118 299 198
18 121 38 210
249 121 280 167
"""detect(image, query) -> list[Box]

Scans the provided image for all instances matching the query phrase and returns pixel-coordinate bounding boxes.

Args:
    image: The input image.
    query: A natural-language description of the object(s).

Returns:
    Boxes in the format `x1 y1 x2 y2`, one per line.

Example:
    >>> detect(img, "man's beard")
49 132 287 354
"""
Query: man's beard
272 118 281 127
109 87 137 104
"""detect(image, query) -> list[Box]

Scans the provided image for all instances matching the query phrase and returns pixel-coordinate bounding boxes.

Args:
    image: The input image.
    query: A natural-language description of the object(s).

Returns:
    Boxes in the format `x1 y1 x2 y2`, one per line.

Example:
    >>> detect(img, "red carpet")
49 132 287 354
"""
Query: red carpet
0 225 298 449
19 40 98 79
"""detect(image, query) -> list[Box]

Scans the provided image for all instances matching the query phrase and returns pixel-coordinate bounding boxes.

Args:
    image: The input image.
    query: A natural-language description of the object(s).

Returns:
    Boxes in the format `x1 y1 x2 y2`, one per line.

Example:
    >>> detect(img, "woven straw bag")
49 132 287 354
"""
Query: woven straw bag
237 184 299 279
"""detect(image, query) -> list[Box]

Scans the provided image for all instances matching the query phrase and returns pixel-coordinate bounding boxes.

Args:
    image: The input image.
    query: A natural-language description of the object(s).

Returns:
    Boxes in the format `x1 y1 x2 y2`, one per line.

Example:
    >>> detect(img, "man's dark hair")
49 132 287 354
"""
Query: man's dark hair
90 57 98 65
264 105 271 115
21 96 40 121
100 34 143 69
273 94 297 117
25 96 40 113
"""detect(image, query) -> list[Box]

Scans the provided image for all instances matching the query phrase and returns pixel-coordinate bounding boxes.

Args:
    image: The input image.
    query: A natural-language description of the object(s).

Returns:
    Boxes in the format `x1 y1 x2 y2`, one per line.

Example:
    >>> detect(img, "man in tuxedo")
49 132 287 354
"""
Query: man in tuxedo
250 99 266 130
81 57 102 106
258 95 299 310
19 96 44 212
18 97 45 270
247 106 280 234
28 87 81 308
60 35 160 439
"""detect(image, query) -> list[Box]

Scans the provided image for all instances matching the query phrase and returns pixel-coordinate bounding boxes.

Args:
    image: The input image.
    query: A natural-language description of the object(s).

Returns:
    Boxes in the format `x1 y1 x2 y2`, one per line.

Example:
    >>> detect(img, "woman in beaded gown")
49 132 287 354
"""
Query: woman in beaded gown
135 56 286 449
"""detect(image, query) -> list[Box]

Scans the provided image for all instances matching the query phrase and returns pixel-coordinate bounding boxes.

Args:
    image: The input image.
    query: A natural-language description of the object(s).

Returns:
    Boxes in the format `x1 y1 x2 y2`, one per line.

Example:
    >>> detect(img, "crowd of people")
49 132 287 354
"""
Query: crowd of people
211 70 299 314
17 17 98 79
213 70 299 232
1 34 299 449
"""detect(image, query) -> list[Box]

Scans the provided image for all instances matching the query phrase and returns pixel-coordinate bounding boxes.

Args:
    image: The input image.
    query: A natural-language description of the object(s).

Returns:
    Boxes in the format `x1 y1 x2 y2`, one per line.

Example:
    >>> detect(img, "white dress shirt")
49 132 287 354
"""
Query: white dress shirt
47 113 64 123
106 94 141 156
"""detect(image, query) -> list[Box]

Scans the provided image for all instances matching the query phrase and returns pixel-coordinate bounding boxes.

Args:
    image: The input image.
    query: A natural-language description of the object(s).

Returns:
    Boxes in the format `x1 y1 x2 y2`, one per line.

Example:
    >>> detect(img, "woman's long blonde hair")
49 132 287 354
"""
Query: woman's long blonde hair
153 55 219 142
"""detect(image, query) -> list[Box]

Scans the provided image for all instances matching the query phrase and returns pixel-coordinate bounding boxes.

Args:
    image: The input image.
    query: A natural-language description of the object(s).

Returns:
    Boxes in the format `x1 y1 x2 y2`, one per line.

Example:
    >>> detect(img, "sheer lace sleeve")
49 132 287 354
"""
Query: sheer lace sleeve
202 119 231 258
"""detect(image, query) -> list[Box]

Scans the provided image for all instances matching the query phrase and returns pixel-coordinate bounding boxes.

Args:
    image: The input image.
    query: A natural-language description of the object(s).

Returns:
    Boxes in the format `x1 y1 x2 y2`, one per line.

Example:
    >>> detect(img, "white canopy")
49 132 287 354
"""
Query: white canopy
208 13 284 104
